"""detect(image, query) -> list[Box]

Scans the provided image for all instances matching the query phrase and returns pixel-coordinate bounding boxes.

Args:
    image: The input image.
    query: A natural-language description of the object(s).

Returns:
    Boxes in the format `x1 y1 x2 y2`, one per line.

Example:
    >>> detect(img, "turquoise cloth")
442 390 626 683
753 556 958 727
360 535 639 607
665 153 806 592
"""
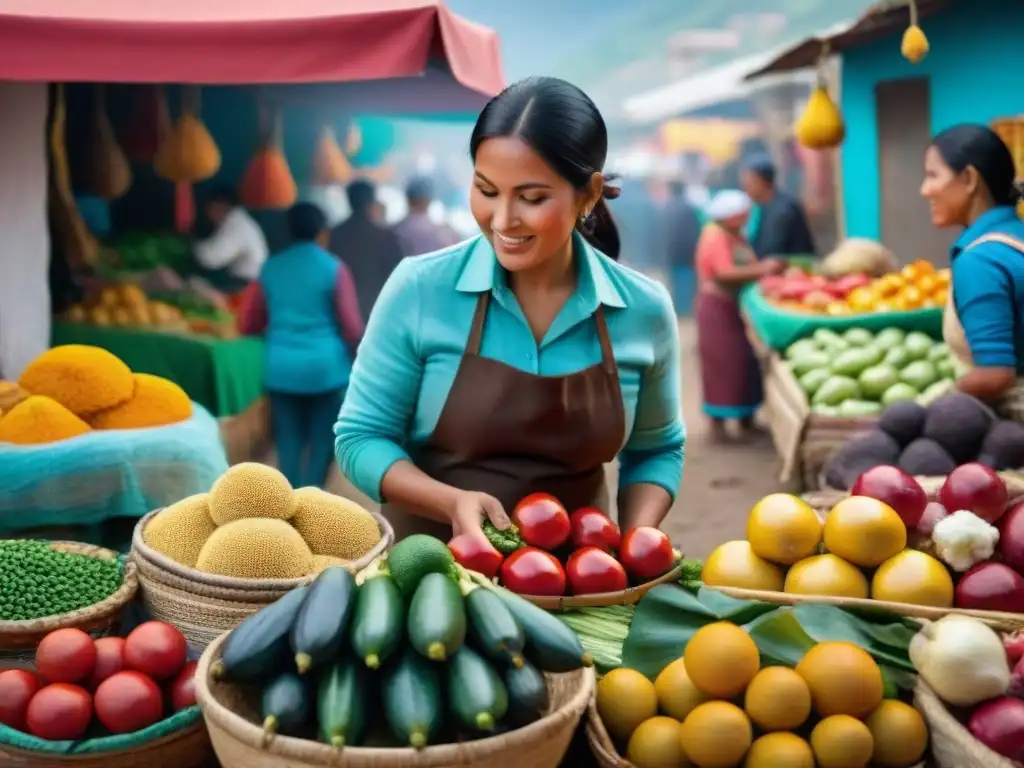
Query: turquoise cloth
335 232 685 502
75 195 112 238
745 204 762 247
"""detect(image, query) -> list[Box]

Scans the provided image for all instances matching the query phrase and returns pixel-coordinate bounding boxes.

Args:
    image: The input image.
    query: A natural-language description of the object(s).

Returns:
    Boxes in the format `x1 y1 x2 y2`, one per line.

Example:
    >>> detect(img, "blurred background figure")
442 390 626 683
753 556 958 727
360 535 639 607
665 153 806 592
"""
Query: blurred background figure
740 153 816 260
193 185 269 292
392 175 459 256
662 179 703 317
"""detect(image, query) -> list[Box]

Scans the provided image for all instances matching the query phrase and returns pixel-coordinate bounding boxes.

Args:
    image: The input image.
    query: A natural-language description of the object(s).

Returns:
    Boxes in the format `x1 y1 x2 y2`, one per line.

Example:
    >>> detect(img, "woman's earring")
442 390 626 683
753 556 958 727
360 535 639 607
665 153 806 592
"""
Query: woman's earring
579 210 595 232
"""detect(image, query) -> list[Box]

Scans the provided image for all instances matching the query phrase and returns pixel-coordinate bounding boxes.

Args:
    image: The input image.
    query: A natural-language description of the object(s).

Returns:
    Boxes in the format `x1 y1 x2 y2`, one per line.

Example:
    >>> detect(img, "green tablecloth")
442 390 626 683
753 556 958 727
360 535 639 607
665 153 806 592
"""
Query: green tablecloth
51 323 264 417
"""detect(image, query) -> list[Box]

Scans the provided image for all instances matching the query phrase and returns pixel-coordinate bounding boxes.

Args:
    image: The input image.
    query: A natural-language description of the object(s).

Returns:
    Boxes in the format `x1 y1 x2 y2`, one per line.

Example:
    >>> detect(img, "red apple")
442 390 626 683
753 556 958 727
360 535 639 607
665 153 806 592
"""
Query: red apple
851 465 928 528
999 501 1024 573
956 562 1024 613
939 463 1008 524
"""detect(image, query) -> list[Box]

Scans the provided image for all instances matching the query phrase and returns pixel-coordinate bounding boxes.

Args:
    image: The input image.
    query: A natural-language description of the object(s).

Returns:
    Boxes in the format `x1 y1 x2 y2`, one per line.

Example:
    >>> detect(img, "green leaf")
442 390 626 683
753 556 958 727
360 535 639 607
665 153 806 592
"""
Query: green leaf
746 610 816 667
789 604 916 671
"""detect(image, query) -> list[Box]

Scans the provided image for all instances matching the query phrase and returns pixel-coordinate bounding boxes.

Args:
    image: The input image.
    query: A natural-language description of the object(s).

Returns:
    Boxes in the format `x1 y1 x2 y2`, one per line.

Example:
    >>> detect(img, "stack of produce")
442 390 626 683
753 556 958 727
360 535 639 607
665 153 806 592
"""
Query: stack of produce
99 232 194 275
0 345 193 445
597 619 928 767
60 282 188 332
446 494 679 596
824 392 1024 488
206 537 592 751
141 462 383 580
0 622 196 741
786 327 958 418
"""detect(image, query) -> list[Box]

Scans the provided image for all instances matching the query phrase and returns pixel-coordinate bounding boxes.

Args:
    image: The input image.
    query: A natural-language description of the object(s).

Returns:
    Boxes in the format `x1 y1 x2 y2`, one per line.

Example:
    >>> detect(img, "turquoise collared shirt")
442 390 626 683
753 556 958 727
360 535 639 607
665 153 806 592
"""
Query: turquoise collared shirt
334 232 685 504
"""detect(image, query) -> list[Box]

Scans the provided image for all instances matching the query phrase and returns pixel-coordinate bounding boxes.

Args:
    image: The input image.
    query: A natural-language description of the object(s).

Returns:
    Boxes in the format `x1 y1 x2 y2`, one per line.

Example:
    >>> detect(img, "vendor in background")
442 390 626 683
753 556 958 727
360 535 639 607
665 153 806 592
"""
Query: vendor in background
695 190 784 442
193 186 268 292
334 76 684 543
740 153 816 259
239 202 364 488
663 179 702 317
392 176 460 256
921 123 1024 414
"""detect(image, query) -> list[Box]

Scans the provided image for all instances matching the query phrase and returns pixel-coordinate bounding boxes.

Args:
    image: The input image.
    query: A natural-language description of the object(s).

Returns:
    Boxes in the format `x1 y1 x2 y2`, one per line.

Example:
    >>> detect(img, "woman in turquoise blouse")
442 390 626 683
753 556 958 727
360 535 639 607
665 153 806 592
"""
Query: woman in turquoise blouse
334 76 684 543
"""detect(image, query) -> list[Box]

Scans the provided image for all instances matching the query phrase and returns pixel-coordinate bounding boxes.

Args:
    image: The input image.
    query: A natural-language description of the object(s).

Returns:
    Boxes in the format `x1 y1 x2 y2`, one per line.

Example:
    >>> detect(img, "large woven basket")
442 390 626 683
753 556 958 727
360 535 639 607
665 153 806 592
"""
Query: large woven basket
0 541 138 654
519 565 683 611
131 507 393 650
195 630 594 767
915 679 1018 768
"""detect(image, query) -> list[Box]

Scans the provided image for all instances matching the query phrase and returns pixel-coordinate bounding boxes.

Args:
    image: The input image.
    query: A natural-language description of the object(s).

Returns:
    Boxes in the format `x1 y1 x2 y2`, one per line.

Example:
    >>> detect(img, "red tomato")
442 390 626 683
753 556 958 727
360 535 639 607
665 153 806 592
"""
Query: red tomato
124 621 187 680
512 494 570 550
26 683 92 740
168 660 198 712
447 533 503 579
0 669 42 731
566 547 628 595
569 507 621 551
619 527 675 582
87 636 125 691
499 547 566 596
94 671 164 734
35 628 97 684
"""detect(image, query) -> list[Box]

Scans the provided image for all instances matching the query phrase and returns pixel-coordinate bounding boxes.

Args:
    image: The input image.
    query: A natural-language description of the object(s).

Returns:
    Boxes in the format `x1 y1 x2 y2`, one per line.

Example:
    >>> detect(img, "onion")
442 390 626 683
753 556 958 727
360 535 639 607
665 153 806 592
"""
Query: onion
998 501 1024 572
956 562 1024 613
1005 632 1024 666
968 696 1024 760
909 615 1010 707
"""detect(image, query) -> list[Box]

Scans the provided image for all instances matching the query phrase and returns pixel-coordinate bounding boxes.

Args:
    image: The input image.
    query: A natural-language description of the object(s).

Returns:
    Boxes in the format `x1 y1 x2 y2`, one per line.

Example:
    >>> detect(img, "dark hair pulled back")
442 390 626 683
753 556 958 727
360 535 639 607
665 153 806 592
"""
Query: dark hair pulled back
287 201 327 242
931 123 1023 206
470 76 621 260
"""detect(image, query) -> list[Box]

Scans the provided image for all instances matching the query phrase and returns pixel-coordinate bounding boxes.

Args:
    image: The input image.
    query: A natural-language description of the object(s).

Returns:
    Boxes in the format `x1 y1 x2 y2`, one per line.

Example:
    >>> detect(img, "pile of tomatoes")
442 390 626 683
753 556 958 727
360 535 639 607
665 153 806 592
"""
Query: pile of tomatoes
0 621 196 741
449 493 678 597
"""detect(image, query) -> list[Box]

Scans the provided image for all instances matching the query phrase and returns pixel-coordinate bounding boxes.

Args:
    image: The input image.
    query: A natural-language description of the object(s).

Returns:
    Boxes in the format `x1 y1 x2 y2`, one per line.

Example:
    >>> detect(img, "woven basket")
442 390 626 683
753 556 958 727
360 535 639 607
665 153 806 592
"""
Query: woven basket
0 717 212 768
195 630 594 767
811 470 1024 506
518 565 683 611
131 507 393 649
915 679 1018 768
0 541 138 654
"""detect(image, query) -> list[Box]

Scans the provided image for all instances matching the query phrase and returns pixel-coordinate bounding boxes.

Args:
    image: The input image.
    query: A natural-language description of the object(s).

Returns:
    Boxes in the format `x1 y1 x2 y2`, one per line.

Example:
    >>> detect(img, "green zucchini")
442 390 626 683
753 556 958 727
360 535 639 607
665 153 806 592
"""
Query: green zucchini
291 567 355 674
494 588 592 672
408 572 466 661
350 575 404 669
448 645 509 732
260 672 311 746
316 658 368 748
213 586 310 683
383 648 443 749
464 584 525 667
505 659 549 726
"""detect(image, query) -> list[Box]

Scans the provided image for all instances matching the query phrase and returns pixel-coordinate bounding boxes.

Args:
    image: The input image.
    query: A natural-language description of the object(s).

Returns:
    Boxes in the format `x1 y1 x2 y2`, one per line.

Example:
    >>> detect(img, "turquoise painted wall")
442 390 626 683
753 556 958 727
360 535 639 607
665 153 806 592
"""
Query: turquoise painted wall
840 0 1024 239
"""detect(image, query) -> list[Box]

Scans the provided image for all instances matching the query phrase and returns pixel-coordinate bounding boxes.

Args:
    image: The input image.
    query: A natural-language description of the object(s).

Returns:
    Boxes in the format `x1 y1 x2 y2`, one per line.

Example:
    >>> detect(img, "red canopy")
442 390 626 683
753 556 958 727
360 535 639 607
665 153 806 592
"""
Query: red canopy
0 0 504 107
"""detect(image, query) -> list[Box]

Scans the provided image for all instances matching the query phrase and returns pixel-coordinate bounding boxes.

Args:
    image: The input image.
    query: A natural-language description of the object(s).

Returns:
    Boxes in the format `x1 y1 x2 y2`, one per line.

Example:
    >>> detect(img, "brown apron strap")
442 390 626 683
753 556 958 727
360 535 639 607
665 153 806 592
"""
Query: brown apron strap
466 292 490 355
593 307 616 373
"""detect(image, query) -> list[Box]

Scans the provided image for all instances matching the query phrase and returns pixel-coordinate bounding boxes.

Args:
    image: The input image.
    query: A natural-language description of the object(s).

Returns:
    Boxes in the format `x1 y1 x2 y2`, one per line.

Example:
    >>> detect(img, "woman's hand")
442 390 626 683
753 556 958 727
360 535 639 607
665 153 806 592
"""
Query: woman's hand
450 490 511 538
760 257 787 275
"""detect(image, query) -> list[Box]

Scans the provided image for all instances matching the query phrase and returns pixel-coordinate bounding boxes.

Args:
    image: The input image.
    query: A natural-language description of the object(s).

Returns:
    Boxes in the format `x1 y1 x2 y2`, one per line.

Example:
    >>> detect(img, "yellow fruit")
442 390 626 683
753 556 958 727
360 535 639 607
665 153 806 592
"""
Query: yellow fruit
864 700 928 767
795 85 845 150
746 494 823 565
19 344 134 416
846 286 876 312
310 554 350 574
702 541 785 592
823 496 907 567
208 462 296 526
195 518 313 579
795 642 883 718
743 667 811 732
654 657 706 722
784 554 869 599
595 668 658 741
680 701 753 768
810 715 874 768
625 716 689 768
142 494 216 568
88 373 193 430
684 622 760 699
290 487 382 560
744 732 814 768
871 549 954 608
0 396 91 445
901 24 929 64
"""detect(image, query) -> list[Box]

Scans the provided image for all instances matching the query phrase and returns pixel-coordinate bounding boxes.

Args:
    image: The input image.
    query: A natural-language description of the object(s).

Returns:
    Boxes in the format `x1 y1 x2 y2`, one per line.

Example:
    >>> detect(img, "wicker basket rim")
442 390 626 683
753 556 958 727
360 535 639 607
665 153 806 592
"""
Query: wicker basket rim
195 630 595 761
0 541 138 635
0 716 207 760
814 468 1024 497
132 505 394 590
520 565 683 611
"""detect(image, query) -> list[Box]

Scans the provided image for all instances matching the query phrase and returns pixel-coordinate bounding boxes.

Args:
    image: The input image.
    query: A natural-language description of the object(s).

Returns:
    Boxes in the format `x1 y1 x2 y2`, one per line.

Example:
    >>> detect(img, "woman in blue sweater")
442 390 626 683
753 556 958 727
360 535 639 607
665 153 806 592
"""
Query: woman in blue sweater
921 124 1024 415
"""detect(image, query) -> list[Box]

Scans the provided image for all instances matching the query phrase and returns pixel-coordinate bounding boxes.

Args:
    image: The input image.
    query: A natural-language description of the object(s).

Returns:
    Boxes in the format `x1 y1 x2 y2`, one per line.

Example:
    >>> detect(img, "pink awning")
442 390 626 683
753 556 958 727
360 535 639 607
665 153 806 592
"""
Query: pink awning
0 0 504 102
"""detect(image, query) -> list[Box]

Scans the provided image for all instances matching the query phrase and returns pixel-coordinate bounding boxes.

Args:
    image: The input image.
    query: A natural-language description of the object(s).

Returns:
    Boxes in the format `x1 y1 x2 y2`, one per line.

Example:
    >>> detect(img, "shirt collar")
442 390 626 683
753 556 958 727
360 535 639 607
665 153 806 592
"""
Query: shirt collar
952 205 1020 257
455 231 626 309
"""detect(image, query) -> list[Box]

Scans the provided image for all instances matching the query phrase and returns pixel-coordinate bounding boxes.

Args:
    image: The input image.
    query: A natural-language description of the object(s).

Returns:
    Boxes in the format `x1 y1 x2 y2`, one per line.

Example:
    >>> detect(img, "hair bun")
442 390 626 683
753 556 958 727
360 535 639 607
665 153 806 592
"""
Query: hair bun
602 174 622 200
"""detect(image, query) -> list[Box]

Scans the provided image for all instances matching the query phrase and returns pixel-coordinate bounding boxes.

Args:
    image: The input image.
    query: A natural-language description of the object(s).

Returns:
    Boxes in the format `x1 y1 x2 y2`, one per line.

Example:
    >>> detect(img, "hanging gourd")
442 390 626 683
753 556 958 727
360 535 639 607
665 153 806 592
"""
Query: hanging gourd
901 0 930 64
85 85 132 200
49 84 99 267
238 103 298 210
345 121 362 157
121 85 172 163
795 45 845 150
311 126 353 185
153 86 221 184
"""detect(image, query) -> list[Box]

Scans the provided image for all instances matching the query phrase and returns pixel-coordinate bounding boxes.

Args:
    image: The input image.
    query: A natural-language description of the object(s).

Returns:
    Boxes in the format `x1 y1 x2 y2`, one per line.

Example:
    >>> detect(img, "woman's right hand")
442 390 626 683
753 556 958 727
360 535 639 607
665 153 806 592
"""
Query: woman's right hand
761 257 787 275
450 490 511 539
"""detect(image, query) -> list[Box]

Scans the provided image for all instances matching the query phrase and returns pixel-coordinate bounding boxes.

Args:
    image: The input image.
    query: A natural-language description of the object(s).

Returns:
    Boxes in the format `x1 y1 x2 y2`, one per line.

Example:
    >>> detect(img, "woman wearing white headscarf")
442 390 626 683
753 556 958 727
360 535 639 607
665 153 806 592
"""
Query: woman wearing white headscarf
696 190 785 441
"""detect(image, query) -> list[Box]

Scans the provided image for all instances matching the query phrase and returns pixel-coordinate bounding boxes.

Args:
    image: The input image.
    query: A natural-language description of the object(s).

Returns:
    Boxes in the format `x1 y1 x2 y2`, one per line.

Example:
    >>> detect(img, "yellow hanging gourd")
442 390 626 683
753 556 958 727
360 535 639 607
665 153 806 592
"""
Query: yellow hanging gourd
154 87 221 184
312 126 353 185
795 69 846 150
239 108 297 210
901 0 930 64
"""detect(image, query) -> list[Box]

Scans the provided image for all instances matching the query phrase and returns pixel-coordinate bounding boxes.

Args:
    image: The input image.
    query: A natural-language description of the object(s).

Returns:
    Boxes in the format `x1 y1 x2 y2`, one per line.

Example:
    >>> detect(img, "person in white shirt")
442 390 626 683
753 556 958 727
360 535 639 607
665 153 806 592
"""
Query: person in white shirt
193 186 269 290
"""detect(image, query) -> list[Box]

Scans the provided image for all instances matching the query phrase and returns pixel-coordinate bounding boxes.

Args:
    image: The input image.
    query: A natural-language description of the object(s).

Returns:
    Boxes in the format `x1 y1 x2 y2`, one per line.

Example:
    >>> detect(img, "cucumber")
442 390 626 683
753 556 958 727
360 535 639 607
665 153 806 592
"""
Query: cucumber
260 672 312 746
448 645 509 732
316 658 368 748
494 587 592 672
505 659 549 726
383 648 443 749
350 575 404 669
213 586 310 683
408 572 466 661
291 567 355 674
464 585 525 667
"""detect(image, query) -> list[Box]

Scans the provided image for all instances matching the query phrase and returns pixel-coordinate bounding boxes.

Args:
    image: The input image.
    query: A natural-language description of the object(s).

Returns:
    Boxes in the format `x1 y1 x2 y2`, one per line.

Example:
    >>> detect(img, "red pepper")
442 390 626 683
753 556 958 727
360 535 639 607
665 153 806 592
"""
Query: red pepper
448 533 503 579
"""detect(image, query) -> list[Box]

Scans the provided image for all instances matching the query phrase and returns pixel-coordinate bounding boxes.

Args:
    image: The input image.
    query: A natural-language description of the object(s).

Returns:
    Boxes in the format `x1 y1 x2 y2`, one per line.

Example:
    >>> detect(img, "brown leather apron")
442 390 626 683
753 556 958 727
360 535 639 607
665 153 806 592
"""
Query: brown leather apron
382 292 626 541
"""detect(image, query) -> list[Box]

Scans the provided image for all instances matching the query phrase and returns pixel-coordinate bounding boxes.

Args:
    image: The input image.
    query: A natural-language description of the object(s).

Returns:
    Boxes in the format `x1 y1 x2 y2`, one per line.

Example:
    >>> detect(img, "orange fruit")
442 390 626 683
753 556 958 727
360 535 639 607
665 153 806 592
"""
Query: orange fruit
595 668 658 741
810 715 874 768
680 701 753 768
702 541 785 592
744 667 812 731
746 494 823 565
744 732 814 768
784 554 869 599
871 549 954 608
795 642 883 718
684 622 760 699
865 700 929 767
823 496 906 567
